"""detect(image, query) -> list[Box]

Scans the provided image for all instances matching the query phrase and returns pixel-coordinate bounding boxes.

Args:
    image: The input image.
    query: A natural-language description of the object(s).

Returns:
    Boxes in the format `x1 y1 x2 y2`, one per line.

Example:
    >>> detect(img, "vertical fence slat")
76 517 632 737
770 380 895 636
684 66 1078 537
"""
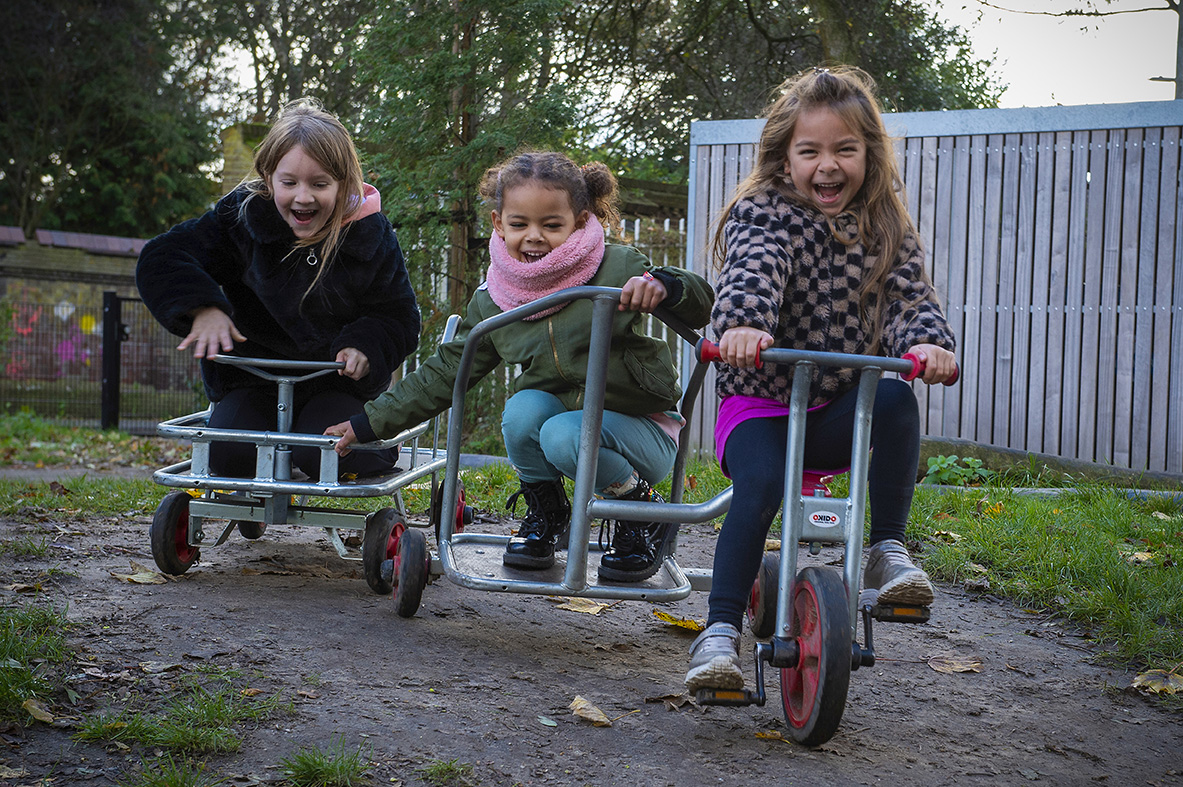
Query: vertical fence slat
977 134 1005 445
1132 128 1160 470
1113 129 1143 468
994 132 1022 448
1094 129 1127 465
1171 128 1183 475
1042 132 1071 455
1060 131 1090 459
940 135 969 439
1011 132 1038 451
1154 127 1181 473
960 134 987 444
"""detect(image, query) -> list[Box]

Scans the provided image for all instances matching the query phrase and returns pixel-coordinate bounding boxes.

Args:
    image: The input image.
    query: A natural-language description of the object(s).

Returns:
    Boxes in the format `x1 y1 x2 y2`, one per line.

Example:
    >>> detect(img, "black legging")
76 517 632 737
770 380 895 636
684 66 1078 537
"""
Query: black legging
707 378 920 630
208 386 397 480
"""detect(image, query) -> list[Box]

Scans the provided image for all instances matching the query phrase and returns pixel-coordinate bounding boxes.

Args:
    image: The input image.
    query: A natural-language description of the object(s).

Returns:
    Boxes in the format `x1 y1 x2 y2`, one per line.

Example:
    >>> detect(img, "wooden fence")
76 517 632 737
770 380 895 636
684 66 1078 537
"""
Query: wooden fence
682 100 1183 475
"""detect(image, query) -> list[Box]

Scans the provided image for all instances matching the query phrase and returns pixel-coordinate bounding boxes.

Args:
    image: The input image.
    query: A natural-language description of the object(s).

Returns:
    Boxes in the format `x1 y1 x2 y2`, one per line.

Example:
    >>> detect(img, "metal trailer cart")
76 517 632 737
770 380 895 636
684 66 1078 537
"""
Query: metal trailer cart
147 316 469 599
409 285 953 746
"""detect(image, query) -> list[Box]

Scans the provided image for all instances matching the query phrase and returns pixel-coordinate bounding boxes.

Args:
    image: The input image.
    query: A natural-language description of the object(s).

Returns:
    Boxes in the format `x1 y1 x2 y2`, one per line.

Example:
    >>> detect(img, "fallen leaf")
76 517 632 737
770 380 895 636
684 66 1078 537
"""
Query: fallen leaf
0 765 29 779
1125 551 1155 566
297 689 320 699
928 655 983 674
570 695 612 727
22 698 53 723
764 539 781 551
537 715 558 727
755 729 791 743
549 597 615 615
139 662 183 674
965 562 988 575
685 474 698 491
931 529 963 543
645 693 692 711
1131 668 1183 695
49 481 71 496
110 562 168 585
7 583 42 593
652 609 704 632
241 687 265 696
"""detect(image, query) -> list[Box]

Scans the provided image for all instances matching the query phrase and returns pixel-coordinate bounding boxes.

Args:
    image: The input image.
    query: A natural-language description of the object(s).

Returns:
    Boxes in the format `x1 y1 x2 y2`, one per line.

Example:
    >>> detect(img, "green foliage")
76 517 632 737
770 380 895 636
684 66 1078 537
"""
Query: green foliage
0 603 71 721
911 486 1183 670
280 736 372 787
923 454 996 487
0 0 221 237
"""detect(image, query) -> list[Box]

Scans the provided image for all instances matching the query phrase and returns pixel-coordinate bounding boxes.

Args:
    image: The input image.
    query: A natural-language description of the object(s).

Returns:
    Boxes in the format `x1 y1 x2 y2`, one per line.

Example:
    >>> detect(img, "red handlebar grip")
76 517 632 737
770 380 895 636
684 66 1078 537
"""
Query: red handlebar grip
696 338 762 369
901 352 959 386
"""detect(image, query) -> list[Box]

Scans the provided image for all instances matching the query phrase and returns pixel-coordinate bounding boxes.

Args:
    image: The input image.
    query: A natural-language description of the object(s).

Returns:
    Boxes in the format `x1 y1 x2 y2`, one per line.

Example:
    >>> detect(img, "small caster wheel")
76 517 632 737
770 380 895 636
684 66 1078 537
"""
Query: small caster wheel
150 491 200 575
747 551 780 639
363 508 403 595
393 528 429 618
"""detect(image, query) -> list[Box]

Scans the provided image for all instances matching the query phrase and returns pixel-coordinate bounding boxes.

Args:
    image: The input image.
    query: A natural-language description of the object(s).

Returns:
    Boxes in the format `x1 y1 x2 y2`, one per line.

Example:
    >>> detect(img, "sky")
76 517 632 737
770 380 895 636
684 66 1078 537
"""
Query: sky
924 0 1178 107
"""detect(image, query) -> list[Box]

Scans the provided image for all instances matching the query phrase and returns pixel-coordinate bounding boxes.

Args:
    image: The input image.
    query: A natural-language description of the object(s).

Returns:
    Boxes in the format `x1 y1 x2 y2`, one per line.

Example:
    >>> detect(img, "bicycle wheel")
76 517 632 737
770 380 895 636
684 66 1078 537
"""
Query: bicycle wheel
780 566 851 746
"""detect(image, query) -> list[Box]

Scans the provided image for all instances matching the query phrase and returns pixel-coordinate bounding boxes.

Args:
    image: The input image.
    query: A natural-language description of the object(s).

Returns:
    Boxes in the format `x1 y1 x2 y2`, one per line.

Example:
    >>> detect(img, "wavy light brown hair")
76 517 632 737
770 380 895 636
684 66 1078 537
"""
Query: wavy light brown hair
713 66 935 354
241 98 367 302
478 150 621 233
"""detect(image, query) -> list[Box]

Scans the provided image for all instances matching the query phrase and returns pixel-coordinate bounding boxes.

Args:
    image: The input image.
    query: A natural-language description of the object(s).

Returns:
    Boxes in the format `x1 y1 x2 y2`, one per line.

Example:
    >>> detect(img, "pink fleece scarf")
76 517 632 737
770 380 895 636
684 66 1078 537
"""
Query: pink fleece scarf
485 214 605 320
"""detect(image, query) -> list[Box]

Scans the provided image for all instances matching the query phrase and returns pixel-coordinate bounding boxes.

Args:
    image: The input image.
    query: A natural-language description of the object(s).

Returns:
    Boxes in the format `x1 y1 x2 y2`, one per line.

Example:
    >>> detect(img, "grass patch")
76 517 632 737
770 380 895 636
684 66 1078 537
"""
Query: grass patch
0 603 71 721
280 736 372 787
0 477 162 518
0 533 51 557
0 411 180 468
416 758 476 787
909 484 1183 671
115 754 225 787
75 677 291 754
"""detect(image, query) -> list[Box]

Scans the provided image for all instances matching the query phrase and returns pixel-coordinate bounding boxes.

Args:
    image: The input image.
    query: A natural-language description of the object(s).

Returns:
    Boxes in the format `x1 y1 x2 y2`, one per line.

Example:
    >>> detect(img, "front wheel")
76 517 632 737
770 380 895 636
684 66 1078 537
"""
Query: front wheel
150 491 200 575
780 566 851 747
393 528 429 618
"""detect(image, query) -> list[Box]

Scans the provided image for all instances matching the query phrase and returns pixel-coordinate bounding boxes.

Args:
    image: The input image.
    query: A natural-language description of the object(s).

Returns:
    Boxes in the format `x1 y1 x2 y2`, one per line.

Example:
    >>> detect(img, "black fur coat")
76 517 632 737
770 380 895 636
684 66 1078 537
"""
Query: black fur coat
136 187 420 402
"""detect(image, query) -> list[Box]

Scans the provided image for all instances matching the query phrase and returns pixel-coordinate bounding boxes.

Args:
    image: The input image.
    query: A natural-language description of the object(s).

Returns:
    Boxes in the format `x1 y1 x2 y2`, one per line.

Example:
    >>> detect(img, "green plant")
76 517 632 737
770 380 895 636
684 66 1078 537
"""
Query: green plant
923 454 996 487
280 736 371 787
416 758 475 787
115 754 225 787
0 603 71 721
0 534 51 557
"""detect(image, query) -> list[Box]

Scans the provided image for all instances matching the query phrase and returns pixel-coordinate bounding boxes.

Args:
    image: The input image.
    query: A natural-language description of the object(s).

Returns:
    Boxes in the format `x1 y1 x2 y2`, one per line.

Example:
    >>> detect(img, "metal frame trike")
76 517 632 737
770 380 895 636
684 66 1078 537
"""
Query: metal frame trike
413 285 950 746
148 320 467 602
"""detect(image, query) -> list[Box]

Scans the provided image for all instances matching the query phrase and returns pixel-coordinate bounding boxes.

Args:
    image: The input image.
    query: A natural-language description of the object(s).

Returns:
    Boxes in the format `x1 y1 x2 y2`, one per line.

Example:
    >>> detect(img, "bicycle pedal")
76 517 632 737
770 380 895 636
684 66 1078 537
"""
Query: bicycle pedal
870 603 930 623
695 687 758 707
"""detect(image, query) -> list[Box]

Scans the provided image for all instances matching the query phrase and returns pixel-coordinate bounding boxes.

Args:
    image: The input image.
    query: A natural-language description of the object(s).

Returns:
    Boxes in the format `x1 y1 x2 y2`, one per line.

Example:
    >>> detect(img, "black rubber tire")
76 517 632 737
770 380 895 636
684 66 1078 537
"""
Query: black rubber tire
235 520 266 540
747 551 781 639
150 491 200 575
393 528 428 618
363 508 401 596
779 566 852 747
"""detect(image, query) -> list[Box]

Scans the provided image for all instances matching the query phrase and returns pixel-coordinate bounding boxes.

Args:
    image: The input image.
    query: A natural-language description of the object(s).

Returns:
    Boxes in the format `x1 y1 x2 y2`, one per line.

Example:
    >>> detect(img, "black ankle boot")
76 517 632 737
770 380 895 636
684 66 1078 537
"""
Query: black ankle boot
598 480 674 582
503 479 571 569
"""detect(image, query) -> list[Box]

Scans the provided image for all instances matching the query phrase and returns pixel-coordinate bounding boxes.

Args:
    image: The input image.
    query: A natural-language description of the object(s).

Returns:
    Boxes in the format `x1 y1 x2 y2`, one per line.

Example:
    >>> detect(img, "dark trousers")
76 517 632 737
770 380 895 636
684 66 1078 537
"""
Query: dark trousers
707 379 920 629
207 386 397 480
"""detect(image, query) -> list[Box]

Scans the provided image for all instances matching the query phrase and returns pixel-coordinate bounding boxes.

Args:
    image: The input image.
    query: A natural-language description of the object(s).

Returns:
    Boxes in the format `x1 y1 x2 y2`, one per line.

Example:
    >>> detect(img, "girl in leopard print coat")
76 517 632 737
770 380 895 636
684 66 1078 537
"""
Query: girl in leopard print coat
686 66 959 695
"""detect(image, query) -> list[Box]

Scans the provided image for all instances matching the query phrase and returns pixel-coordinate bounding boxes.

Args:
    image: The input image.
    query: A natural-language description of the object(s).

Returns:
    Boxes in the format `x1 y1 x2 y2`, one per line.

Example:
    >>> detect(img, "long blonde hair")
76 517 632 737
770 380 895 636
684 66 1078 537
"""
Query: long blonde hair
713 66 935 354
241 98 366 302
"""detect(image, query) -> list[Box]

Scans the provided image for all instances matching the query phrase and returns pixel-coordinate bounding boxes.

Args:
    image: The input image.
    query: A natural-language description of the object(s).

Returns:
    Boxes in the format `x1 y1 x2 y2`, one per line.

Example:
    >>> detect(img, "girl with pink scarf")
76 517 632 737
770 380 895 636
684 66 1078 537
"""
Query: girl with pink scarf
328 151 713 582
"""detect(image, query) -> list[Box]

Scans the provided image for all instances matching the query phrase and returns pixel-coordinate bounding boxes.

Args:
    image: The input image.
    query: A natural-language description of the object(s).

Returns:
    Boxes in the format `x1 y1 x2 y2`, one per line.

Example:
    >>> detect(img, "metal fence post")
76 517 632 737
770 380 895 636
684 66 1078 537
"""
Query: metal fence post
101 291 121 429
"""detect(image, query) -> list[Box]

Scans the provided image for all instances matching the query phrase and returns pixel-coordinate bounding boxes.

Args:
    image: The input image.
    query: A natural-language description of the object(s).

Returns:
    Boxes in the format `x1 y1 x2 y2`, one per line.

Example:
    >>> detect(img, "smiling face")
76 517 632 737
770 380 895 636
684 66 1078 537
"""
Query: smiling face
491 181 588 263
784 106 867 218
268 145 341 239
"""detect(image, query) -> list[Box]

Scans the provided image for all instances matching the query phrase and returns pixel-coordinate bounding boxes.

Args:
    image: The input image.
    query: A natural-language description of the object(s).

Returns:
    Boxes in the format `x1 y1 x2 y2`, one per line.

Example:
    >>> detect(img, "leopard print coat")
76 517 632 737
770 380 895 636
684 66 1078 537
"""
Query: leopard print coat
711 185 956 408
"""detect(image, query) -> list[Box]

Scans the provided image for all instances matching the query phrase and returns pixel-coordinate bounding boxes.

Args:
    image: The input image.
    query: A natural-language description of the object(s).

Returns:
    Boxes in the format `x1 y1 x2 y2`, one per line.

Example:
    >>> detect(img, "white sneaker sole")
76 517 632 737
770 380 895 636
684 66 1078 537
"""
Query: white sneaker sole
875 572 935 606
685 657 745 692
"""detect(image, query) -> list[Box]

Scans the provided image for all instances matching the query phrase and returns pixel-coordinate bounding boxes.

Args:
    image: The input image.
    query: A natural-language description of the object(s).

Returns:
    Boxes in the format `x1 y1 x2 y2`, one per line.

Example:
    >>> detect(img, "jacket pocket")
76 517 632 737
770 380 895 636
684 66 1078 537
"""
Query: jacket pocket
622 347 680 405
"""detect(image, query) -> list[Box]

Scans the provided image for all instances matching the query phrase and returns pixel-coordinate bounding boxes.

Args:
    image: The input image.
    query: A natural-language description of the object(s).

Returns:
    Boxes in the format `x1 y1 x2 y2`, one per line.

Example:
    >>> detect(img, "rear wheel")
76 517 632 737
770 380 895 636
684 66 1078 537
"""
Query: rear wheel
150 492 200 575
431 479 472 542
235 521 266 540
747 551 780 639
393 528 429 618
363 508 401 595
780 566 851 746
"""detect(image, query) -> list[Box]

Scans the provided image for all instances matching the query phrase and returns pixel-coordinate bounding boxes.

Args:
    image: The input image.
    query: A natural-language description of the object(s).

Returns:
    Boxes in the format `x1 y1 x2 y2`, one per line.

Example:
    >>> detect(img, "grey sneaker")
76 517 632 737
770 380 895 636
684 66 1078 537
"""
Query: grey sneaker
685 622 744 692
863 539 934 606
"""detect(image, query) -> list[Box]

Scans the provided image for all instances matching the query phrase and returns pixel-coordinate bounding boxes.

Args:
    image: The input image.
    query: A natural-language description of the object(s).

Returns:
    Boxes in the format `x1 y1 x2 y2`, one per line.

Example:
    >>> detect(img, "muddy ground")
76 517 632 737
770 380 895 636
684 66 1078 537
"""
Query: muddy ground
1 464 1181 787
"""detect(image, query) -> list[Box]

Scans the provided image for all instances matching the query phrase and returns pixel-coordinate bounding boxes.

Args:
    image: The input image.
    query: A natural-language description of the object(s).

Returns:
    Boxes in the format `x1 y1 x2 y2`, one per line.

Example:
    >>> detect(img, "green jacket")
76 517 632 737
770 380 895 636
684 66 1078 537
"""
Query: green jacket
354 244 714 441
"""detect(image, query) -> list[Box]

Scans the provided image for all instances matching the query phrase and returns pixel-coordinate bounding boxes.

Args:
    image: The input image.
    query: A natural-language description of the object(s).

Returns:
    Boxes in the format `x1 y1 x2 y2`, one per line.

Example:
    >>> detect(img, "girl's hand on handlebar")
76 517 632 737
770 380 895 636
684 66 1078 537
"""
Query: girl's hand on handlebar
719 326 774 368
178 307 246 358
335 347 370 380
324 420 356 456
619 271 668 313
905 344 956 385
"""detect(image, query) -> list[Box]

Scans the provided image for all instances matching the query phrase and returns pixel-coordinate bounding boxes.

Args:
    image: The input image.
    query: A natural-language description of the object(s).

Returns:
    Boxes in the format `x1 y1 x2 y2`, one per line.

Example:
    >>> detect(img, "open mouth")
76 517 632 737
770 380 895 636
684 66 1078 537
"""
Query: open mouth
291 209 318 225
520 251 548 263
814 183 844 204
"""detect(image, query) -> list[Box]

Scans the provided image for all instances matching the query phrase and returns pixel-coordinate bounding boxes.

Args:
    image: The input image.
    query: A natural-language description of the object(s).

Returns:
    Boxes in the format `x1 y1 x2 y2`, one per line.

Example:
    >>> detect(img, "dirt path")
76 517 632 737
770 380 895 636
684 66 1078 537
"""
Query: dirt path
2 467 1181 787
